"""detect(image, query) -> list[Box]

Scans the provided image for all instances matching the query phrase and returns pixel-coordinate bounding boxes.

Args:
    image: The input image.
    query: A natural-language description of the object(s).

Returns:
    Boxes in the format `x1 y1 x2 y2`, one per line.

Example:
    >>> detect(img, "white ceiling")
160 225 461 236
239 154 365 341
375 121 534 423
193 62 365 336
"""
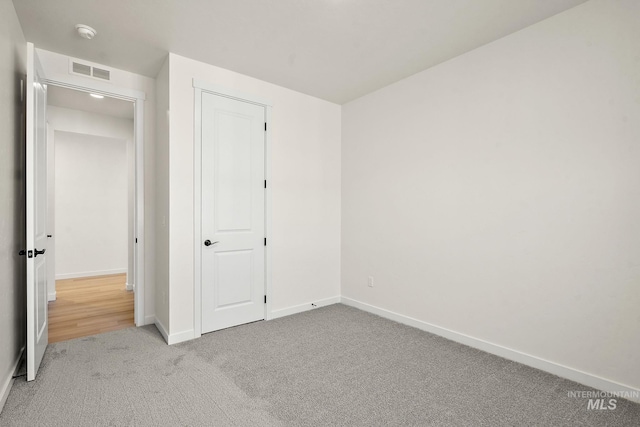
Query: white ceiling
14 0 587 104
47 85 134 120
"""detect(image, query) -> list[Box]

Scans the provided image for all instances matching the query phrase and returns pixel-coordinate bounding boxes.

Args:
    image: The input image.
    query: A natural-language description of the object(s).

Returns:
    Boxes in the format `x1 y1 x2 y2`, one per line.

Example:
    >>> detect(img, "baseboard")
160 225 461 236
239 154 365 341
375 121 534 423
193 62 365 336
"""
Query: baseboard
0 346 24 414
340 297 640 403
155 318 169 343
144 314 155 325
125 282 134 291
167 329 195 345
56 268 127 280
155 318 194 345
47 291 56 302
269 296 341 320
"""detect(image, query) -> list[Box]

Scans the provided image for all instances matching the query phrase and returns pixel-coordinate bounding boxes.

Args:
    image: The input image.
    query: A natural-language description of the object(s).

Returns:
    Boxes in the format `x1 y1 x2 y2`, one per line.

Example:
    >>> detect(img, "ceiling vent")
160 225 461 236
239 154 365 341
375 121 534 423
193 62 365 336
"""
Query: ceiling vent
69 59 112 82
91 67 110 81
72 61 91 76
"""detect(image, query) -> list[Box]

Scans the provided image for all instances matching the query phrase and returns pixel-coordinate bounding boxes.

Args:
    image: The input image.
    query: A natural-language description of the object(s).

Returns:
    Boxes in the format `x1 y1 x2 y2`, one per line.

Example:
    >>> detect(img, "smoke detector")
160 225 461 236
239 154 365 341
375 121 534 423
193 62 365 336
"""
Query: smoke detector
75 24 97 40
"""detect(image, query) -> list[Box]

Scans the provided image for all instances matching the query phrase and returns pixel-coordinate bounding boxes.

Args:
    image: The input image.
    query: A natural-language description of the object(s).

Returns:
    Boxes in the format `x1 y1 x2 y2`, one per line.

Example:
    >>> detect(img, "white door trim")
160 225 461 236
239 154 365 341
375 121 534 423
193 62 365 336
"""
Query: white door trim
192 79 273 107
193 79 273 339
42 76 147 327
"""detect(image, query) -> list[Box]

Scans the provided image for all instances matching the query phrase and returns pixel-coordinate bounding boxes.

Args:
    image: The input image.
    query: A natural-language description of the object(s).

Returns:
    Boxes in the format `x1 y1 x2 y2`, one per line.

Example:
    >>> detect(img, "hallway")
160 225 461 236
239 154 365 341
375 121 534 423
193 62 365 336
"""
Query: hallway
48 274 134 343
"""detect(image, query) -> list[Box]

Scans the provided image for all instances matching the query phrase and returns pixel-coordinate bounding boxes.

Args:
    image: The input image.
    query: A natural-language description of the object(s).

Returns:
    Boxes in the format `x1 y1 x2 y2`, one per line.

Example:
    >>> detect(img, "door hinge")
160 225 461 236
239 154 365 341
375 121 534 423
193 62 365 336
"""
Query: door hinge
264 238 267 246
264 122 267 131
264 295 267 304
135 238 138 243
264 180 267 189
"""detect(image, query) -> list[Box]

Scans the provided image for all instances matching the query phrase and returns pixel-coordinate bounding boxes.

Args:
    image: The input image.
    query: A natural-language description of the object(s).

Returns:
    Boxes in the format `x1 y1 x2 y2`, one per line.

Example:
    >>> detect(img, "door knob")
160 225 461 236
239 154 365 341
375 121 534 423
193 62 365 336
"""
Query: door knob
204 240 219 246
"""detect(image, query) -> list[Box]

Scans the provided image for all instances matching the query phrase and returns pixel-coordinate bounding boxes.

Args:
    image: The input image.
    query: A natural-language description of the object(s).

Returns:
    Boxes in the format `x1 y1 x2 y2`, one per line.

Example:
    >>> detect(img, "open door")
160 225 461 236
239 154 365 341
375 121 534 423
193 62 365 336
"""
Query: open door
25 42 48 381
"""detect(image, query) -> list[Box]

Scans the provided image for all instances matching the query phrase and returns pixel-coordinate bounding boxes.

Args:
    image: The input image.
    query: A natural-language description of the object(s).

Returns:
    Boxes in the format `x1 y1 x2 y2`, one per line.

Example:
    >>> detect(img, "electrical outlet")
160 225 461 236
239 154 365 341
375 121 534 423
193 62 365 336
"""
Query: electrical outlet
368 276 374 287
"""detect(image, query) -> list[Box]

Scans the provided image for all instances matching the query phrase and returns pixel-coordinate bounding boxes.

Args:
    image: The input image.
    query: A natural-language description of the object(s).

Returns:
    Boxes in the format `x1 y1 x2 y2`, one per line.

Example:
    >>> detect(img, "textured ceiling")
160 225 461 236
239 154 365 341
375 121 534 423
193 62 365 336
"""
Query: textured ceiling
14 0 587 104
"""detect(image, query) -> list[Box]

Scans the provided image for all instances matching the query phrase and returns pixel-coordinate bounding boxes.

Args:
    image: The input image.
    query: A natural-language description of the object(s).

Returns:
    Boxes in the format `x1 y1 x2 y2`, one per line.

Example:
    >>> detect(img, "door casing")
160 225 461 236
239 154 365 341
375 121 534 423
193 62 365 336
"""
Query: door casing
41 65 147 327
193 79 273 339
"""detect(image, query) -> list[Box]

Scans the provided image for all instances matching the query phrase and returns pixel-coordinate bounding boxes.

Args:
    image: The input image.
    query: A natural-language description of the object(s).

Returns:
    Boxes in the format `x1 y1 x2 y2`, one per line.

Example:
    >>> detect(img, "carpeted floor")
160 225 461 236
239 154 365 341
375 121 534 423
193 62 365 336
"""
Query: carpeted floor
1 304 639 426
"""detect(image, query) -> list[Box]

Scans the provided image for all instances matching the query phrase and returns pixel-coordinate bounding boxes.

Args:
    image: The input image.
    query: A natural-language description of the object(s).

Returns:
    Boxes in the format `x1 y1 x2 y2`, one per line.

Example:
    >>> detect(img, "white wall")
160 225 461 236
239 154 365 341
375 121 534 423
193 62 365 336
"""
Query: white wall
38 50 156 324
54 131 128 279
342 0 640 392
164 53 341 339
47 106 133 288
0 0 26 411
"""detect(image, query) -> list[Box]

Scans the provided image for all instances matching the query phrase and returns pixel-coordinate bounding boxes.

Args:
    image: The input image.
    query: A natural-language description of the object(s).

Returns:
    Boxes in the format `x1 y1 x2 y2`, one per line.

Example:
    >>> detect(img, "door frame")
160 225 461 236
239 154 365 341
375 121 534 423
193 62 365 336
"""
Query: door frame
192 79 273 339
41 73 147 327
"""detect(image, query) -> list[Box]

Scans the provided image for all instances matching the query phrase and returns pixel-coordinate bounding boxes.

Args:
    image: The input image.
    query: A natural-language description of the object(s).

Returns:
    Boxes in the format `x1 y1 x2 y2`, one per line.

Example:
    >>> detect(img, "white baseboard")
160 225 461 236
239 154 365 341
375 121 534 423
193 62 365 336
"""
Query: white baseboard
154 318 194 345
155 318 169 343
0 346 24 414
168 329 195 345
125 282 134 291
340 297 640 403
144 314 155 325
56 268 127 280
47 291 56 302
269 296 341 320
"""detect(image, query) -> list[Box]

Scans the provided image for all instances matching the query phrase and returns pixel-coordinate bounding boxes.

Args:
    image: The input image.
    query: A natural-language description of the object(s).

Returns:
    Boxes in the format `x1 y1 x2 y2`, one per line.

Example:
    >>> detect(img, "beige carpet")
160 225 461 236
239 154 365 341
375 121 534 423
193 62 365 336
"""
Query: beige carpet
2 304 639 426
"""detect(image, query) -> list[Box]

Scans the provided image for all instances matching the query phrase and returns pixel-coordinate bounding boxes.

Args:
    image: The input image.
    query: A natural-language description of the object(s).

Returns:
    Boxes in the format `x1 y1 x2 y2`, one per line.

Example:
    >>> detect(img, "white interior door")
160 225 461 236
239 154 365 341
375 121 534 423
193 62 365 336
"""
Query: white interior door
25 42 48 381
201 92 266 334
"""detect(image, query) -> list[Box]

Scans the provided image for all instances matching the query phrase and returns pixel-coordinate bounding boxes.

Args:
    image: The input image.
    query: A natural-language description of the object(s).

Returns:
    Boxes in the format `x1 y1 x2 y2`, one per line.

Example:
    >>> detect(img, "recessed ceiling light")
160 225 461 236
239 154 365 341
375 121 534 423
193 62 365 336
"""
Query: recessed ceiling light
75 24 97 40
90 93 104 99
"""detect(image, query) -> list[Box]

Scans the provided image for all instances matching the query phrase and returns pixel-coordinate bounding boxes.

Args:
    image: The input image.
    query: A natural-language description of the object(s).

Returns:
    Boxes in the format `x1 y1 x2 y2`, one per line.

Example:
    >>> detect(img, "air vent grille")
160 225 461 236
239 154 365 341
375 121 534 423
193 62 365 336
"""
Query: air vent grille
72 62 92 76
92 67 110 80
69 59 112 82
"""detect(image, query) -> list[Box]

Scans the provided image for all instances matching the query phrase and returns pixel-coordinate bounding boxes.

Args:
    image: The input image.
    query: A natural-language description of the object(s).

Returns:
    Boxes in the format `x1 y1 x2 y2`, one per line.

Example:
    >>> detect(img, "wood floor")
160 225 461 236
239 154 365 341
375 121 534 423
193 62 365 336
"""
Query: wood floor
48 273 134 343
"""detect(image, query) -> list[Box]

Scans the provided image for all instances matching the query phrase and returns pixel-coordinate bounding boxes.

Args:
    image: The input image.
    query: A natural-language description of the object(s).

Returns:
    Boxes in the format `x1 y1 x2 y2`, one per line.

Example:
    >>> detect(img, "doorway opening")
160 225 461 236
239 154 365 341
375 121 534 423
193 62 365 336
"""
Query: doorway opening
45 85 135 342
26 43 147 380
